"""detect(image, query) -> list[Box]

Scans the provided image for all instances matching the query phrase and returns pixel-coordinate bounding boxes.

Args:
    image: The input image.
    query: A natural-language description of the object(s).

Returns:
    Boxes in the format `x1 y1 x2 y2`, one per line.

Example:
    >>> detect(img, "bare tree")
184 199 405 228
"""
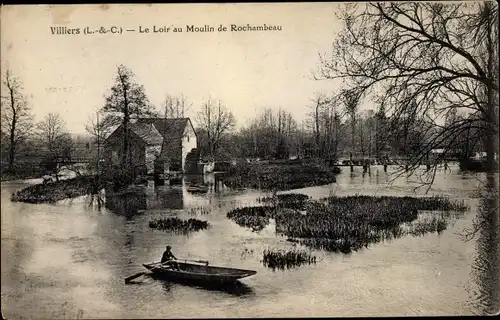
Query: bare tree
318 2 498 182
317 4 498 312
308 92 332 158
37 113 67 153
36 112 72 181
85 112 120 147
196 99 236 161
339 88 362 171
162 93 192 118
0 67 33 171
84 112 120 174
101 64 155 168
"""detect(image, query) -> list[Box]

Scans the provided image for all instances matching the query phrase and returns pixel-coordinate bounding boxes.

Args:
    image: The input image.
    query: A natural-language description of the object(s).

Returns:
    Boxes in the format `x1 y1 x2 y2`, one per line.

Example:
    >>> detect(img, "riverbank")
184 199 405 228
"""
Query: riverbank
221 161 340 191
10 175 102 203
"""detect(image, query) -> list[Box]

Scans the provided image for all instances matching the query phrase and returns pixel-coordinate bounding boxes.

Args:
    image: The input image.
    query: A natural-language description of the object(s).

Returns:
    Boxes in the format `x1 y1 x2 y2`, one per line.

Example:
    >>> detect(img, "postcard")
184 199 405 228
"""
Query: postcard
1 2 499 318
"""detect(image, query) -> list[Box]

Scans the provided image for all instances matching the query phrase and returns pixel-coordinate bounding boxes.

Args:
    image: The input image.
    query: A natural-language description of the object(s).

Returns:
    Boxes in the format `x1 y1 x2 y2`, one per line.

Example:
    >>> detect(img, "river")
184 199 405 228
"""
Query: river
0 165 494 318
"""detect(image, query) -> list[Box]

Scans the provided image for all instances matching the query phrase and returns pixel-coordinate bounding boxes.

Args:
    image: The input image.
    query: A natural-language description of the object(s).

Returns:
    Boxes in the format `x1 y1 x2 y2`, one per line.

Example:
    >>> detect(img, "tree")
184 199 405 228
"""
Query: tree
196 99 236 161
240 108 298 160
84 112 120 176
308 92 332 158
85 113 120 145
374 104 389 158
339 88 361 171
162 93 192 118
36 112 72 181
101 65 155 168
0 67 33 171
317 3 499 313
37 113 67 153
318 2 498 180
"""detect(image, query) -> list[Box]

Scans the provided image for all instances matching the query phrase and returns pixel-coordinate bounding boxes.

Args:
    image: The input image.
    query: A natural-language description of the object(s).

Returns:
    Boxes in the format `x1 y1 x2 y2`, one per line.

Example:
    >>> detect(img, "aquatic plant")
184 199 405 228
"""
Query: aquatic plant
188 206 211 216
149 217 209 233
262 249 317 270
406 215 448 236
259 193 310 210
276 195 468 253
226 206 276 231
228 194 469 253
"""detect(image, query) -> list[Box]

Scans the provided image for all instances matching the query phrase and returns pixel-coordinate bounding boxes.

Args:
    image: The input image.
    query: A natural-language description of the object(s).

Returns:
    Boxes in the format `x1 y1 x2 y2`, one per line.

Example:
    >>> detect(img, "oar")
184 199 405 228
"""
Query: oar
177 258 209 265
124 262 162 283
125 272 146 283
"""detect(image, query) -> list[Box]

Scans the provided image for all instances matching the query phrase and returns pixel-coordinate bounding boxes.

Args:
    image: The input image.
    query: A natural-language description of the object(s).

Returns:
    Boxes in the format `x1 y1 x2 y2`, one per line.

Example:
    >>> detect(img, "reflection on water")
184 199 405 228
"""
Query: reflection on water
152 275 255 297
105 189 147 218
470 174 500 315
103 174 227 217
1 166 497 317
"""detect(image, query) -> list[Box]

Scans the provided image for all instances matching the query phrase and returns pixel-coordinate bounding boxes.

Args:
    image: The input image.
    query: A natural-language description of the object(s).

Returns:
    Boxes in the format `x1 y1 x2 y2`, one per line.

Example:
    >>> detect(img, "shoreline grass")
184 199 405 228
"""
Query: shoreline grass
10 175 102 203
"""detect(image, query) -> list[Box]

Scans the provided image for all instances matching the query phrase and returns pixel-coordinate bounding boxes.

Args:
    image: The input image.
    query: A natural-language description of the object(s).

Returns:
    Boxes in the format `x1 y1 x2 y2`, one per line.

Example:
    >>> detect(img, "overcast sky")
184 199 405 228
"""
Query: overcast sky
1 3 359 134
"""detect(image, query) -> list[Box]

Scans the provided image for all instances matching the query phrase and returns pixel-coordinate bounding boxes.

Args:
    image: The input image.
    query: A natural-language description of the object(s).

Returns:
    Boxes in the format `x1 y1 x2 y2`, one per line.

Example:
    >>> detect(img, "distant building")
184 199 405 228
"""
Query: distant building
104 117 199 175
431 148 445 155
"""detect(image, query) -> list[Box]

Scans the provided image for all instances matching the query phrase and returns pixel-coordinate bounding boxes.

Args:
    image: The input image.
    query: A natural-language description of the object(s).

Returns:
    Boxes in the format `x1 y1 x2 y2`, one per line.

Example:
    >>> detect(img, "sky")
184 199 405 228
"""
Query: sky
1 3 354 134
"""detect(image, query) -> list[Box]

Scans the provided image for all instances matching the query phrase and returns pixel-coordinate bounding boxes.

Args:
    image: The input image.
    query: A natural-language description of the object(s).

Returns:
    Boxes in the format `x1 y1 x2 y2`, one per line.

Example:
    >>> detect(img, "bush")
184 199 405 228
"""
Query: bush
222 162 340 191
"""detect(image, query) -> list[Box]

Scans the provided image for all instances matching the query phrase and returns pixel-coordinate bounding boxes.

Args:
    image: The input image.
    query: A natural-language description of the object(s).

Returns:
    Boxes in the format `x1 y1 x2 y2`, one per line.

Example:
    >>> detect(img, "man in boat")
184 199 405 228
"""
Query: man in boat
161 246 180 270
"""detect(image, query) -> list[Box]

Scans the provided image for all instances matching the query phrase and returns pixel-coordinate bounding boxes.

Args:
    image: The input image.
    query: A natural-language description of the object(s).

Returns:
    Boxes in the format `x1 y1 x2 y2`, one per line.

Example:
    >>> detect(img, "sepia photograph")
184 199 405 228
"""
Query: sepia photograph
1 2 499 318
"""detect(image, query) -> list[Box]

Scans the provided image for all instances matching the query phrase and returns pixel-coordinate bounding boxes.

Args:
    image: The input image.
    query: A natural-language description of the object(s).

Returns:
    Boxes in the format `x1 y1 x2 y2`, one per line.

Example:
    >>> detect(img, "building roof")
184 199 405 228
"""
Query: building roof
105 117 193 146
136 118 190 140
129 122 163 145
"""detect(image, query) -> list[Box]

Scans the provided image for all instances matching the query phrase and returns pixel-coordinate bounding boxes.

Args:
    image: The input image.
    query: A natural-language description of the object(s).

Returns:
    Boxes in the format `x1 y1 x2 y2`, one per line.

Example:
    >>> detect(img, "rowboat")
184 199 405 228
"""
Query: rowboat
141 261 257 284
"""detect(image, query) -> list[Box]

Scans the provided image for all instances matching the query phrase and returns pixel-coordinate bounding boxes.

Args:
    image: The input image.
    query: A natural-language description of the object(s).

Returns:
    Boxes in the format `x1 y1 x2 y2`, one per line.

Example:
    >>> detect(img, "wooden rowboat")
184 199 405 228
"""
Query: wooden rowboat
142 261 257 284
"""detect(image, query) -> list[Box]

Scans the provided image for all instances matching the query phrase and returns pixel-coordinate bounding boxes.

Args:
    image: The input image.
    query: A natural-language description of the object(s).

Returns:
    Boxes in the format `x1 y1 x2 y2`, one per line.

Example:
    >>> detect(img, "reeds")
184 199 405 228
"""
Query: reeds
149 217 209 233
226 206 276 231
259 193 310 210
275 195 468 253
227 194 469 253
406 215 448 236
188 206 211 216
262 249 317 270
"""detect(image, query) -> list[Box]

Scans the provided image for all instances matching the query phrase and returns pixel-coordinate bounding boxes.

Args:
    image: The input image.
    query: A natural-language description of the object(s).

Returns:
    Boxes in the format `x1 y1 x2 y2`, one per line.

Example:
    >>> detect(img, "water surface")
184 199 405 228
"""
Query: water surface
1 165 489 318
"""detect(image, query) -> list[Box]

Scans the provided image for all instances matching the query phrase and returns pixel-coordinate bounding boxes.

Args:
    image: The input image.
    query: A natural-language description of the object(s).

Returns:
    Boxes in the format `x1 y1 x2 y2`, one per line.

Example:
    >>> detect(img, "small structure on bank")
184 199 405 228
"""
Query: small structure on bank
103 117 199 180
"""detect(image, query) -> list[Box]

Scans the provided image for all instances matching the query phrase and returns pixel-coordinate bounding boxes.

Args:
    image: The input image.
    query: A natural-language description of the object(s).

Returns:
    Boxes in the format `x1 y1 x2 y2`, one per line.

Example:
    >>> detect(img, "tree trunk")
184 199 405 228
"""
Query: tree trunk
122 114 129 169
8 122 16 171
8 90 17 172
315 101 321 158
351 117 356 154
480 7 500 312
